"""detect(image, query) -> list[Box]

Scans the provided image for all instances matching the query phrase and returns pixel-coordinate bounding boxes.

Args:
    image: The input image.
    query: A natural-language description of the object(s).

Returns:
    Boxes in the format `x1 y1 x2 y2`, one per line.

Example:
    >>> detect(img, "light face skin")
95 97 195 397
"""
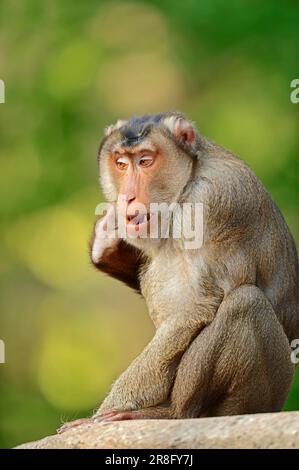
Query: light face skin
110 145 158 235
100 123 195 247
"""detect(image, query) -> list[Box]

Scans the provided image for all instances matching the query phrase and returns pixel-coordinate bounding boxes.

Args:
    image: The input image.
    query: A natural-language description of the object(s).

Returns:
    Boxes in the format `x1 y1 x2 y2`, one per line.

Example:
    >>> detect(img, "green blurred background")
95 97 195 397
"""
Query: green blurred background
0 0 298 448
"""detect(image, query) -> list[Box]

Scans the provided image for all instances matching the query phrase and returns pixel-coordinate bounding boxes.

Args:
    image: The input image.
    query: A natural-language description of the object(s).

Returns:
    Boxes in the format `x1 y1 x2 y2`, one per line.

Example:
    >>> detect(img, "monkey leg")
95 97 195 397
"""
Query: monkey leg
94 314 211 416
58 285 293 431
57 312 206 432
58 309 215 432
90 285 293 423
170 285 294 418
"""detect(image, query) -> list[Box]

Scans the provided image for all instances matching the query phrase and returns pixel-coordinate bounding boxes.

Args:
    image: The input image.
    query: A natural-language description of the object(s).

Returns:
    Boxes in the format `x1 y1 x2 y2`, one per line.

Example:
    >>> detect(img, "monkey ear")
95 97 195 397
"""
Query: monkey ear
105 119 127 137
163 116 197 148
105 125 115 137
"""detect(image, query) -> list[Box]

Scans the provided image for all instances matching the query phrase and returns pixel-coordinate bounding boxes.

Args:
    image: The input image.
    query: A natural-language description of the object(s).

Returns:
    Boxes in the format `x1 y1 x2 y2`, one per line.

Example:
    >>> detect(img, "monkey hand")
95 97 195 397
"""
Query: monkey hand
57 409 141 434
57 406 171 433
91 204 119 264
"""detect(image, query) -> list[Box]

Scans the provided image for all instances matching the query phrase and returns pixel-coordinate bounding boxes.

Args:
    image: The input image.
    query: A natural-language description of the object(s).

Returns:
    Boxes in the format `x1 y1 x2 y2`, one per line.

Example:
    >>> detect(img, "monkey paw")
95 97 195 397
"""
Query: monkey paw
93 410 139 422
57 417 94 434
57 411 138 434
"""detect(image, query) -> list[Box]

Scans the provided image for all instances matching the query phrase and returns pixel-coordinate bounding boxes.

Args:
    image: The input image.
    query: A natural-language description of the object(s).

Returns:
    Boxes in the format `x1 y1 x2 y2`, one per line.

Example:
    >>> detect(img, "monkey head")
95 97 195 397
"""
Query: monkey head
98 113 200 245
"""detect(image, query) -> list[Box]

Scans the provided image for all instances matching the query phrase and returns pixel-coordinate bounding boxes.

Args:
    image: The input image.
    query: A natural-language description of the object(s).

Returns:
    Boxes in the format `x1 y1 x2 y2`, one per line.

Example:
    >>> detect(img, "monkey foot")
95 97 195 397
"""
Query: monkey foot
57 411 137 434
93 410 139 422
57 417 93 434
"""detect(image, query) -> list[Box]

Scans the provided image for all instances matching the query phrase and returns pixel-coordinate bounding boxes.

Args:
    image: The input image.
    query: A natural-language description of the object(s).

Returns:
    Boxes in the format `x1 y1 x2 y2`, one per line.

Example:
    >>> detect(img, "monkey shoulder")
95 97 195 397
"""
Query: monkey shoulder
196 152 271 235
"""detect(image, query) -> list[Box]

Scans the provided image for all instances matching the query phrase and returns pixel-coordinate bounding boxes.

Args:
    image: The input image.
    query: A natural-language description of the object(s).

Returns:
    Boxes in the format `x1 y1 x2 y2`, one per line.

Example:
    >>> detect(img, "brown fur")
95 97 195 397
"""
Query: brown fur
90 232 143 292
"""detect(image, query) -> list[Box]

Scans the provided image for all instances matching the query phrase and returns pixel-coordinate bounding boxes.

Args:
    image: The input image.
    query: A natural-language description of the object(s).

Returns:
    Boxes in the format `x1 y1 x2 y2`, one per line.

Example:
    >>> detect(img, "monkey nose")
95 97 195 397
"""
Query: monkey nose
118 195 135 217
118 194 135 203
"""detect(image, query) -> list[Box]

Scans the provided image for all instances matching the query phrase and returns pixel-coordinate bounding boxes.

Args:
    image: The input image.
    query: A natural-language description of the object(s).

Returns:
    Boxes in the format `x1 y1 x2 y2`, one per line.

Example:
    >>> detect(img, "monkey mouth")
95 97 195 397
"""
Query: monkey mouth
126 212 151 227
126 212 151 235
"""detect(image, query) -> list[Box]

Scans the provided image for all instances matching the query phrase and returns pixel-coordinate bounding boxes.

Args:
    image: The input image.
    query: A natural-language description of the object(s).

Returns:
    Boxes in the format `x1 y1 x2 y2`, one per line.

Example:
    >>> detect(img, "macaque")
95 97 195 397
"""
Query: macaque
59 112 299 432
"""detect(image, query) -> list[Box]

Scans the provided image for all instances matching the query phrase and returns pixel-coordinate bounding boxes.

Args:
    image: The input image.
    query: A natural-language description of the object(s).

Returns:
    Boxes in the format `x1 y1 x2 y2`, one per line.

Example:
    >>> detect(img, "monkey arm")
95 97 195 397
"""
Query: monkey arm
90 212 145 292
91 238 144 292
96 294 222 415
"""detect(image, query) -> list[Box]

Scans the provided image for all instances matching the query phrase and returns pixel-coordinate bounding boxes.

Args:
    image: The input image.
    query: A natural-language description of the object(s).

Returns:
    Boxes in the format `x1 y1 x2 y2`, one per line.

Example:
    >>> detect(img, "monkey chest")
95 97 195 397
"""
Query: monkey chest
140 256 197 327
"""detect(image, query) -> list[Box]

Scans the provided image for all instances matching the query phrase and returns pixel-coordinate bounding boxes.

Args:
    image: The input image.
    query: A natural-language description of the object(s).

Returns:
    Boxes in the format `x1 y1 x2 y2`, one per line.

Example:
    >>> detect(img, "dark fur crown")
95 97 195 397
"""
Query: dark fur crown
119 112 183 147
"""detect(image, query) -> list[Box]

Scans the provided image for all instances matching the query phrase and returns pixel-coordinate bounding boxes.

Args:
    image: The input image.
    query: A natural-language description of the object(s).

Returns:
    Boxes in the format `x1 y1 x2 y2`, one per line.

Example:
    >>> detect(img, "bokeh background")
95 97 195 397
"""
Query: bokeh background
0 0 298 448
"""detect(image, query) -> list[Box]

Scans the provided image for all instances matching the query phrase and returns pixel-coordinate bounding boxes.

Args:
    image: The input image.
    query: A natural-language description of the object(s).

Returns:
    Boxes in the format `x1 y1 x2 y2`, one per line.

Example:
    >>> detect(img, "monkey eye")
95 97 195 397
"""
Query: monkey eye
116 156 129 170
138 156 154 168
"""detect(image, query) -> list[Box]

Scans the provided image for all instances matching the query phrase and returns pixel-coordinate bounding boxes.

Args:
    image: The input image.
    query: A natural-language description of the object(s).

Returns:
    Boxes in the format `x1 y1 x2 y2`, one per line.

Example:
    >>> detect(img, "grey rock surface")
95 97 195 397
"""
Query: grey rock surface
16 412 299 449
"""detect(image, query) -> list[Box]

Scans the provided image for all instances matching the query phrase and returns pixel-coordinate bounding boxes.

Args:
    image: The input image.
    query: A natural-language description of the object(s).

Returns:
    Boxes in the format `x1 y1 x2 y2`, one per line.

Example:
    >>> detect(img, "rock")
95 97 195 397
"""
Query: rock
16 412 299 449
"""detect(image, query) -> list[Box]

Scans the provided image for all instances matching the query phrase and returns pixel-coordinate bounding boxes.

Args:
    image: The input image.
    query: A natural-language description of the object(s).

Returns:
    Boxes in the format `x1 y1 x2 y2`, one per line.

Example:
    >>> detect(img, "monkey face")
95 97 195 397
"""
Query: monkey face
98 113 199 245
